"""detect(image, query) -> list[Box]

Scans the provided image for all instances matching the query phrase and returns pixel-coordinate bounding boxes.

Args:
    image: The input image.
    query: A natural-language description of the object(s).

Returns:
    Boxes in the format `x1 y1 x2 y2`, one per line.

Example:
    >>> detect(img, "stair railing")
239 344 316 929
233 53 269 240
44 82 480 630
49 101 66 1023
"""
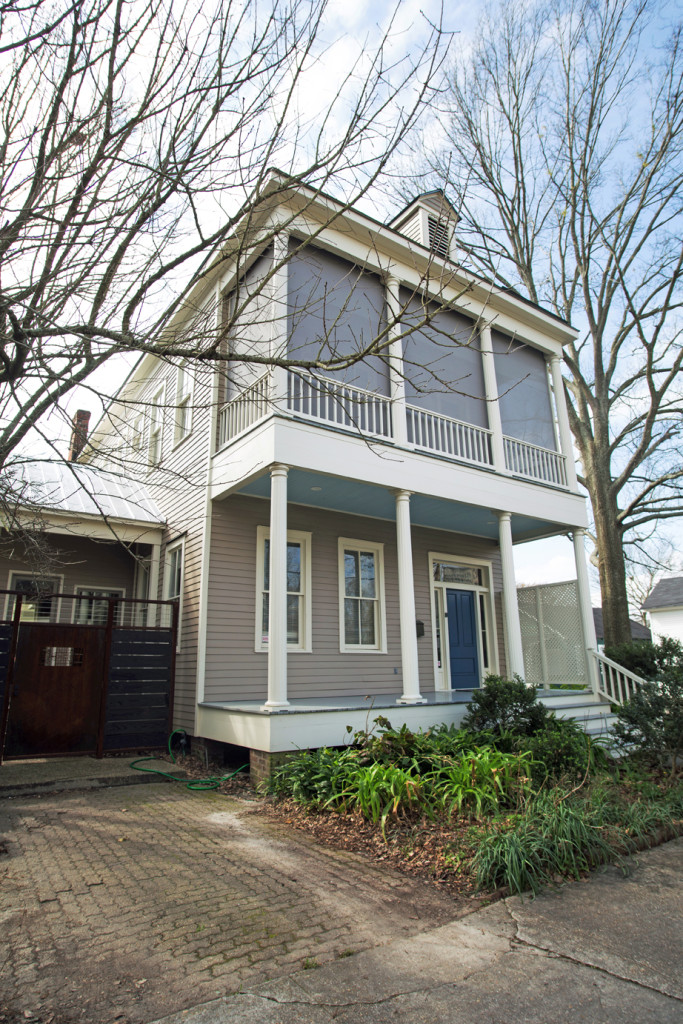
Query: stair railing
590 650 648 706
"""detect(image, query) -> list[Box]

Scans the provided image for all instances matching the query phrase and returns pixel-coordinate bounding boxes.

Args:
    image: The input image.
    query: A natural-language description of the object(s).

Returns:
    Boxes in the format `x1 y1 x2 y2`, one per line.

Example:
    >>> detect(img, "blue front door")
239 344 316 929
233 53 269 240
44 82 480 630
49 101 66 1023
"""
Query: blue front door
446 589 480 689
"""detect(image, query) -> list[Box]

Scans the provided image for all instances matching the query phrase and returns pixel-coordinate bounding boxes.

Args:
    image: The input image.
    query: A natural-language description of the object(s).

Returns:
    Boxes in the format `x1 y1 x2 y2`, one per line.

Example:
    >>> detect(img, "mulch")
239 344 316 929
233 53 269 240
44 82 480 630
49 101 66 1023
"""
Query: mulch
261 797 494 906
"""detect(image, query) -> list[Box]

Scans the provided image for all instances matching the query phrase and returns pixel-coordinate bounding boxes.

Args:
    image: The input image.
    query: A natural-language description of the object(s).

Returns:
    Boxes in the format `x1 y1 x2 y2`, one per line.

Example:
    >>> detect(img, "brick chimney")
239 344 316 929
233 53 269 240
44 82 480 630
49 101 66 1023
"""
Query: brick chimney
68 409 91 462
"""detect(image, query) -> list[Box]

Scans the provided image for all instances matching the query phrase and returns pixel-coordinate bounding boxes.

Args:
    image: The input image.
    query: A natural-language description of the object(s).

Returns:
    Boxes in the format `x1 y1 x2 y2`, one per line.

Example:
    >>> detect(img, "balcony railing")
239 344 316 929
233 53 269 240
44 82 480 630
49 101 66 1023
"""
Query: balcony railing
218 371 272 448
406 405 493 467
287 371 393 438
504 436 567 487
216 371 569 490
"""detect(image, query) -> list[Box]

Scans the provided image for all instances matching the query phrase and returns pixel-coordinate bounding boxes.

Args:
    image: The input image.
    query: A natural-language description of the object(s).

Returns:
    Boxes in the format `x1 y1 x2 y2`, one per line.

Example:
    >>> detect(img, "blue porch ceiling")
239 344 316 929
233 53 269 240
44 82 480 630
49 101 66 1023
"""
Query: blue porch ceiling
237 469 565 543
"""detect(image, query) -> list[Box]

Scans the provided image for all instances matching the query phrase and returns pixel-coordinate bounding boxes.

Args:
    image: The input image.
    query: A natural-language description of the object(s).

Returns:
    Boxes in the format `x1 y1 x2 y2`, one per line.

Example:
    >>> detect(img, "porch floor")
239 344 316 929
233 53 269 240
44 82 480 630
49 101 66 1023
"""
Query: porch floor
199 690 476 715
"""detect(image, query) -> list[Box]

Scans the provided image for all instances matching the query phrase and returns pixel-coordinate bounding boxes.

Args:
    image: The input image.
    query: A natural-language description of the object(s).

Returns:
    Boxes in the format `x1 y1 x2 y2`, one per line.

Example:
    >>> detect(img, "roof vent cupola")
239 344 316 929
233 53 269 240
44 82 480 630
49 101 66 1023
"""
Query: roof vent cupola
389 191 459 260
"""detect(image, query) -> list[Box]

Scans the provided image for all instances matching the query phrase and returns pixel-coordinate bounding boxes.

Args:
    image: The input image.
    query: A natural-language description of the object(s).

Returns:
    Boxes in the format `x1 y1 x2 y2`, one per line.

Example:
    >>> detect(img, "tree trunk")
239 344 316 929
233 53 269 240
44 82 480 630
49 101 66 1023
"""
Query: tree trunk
588 477 632 647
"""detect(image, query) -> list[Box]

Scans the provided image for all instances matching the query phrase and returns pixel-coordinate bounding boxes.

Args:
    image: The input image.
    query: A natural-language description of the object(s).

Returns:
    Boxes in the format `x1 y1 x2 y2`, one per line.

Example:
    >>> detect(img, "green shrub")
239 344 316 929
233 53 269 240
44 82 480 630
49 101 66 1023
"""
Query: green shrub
604 636 683 681
612 675 683 778
462 675 550 736
522 718 608 783
267 746 358 805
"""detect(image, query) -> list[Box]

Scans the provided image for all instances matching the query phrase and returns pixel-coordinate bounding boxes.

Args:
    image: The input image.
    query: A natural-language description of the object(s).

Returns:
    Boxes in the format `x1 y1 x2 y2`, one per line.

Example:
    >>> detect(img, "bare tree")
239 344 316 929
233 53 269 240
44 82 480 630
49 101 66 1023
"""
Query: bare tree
421 0 683 645
0 0 449 469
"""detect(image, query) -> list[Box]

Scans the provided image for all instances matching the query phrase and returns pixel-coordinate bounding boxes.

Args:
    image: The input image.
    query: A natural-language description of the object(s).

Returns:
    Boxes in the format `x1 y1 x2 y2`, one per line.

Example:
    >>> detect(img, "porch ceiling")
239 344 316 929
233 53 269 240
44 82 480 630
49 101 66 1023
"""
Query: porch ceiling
236 469 566 543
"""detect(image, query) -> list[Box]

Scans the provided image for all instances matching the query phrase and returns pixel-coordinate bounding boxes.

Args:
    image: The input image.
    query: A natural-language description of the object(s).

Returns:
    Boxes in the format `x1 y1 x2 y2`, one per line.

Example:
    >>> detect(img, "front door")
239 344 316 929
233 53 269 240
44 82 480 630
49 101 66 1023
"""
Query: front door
446 589 480 689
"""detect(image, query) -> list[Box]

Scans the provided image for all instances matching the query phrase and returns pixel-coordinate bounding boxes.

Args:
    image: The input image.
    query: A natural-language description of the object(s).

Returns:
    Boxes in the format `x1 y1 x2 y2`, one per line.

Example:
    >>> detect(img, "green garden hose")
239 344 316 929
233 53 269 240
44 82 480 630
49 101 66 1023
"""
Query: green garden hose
130 729 248 791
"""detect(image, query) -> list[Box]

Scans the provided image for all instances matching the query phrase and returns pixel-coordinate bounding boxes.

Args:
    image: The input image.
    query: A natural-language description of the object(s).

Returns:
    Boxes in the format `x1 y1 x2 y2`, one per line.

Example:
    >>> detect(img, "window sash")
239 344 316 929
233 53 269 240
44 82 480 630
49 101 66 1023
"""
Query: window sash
339 541 384 651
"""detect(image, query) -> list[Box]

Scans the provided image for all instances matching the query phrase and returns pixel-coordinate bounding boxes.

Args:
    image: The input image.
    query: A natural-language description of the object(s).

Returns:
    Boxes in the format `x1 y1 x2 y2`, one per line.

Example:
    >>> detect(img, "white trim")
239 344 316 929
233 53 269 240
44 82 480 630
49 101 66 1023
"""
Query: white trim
338 537 387 653
255 525 312 653
163 538 184 648
428 551 499 690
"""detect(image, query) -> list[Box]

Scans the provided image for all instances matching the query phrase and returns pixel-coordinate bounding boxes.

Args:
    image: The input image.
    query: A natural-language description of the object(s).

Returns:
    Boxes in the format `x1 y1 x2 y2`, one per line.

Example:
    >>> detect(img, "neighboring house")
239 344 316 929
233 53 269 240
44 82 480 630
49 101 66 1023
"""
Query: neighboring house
2 175 603 767
641 578 683 644
592 607 651 648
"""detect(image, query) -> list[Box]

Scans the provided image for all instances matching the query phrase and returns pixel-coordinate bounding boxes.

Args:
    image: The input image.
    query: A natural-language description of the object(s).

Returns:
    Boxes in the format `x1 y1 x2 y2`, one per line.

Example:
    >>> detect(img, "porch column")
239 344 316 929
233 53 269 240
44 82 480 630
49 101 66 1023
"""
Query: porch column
479 324 507 473
263 463 290 710
550 354 578 490
572 528 600 693
497 512 525 678
395 490 425 704
146 542 161 627
386 275 409 446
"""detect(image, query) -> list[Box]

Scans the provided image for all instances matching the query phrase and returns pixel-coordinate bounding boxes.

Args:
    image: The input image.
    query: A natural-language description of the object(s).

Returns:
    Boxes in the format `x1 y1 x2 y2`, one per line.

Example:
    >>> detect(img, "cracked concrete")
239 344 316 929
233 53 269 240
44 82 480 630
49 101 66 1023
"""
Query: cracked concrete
151 838 683 1024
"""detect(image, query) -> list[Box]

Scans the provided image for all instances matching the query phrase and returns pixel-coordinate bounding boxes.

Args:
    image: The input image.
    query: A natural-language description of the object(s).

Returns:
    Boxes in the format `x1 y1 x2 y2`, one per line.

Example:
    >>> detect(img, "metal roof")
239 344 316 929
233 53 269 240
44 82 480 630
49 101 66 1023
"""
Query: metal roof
641 577 683 611
6 461 165 525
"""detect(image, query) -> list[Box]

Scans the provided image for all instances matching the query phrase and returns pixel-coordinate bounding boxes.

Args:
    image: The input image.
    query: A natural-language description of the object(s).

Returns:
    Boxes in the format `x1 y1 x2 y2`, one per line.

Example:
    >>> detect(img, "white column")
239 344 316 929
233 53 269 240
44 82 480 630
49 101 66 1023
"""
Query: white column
395 490 425 704
479 324 507 473
573 528 600 693
262 463 289 710
385 275 409 446
146 541 161 627
497 512 525 678
550 354 579 490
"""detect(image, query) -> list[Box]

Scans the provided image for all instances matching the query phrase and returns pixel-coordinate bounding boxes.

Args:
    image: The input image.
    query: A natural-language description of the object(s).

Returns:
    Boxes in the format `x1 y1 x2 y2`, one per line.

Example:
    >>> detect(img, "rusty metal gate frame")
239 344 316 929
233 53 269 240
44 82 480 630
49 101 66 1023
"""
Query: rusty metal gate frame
0 592 179 763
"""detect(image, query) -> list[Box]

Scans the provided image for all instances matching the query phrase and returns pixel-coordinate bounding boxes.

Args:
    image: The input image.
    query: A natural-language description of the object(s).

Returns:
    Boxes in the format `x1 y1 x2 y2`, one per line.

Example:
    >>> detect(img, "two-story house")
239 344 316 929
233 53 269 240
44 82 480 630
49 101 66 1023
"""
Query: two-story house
1 174 607 768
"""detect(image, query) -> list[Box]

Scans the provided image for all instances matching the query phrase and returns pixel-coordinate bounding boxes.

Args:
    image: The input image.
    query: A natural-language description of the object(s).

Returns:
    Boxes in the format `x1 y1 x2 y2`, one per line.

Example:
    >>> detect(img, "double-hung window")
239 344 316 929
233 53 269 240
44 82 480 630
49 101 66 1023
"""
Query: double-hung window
173 361 192 446
256 527 311 652
338 539 386 652
7 574 61 622
164 539 184 644
74 588 124 626
148 387 164 467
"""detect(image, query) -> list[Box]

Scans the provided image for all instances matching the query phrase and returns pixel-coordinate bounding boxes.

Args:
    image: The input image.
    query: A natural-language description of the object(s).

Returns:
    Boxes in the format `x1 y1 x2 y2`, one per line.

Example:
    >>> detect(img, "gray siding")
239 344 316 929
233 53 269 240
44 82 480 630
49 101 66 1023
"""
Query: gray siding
204 494 505 703
0 534 137 621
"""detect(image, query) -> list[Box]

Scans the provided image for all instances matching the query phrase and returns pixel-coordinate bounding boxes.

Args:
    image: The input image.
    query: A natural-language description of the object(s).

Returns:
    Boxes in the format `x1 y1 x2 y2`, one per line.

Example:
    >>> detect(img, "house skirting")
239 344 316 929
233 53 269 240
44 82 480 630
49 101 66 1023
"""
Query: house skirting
196 694 470 754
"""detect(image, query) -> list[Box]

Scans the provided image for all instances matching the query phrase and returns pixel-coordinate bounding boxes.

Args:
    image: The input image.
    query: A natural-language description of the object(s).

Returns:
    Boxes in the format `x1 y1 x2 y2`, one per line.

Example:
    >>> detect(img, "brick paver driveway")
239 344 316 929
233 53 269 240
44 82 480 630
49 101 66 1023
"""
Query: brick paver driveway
0 783 460 1024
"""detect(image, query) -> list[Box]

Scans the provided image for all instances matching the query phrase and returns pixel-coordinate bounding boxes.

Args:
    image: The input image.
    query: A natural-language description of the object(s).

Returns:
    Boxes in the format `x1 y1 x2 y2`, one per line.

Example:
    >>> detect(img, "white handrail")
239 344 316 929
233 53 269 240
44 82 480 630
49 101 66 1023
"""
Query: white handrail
287 370 392 438
217 371 272 449
591 650 647 705
406 404 493 467
504 435 568 487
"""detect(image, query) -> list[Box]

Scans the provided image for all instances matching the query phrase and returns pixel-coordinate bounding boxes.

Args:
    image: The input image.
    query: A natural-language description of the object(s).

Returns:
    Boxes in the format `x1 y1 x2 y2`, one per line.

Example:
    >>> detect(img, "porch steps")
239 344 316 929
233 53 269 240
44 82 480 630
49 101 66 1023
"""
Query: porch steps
538 689 618 739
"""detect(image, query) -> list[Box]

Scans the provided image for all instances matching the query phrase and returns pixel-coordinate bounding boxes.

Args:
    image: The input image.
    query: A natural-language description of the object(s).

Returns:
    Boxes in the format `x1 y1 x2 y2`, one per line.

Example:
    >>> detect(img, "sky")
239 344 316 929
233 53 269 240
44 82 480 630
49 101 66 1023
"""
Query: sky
29 0 677 607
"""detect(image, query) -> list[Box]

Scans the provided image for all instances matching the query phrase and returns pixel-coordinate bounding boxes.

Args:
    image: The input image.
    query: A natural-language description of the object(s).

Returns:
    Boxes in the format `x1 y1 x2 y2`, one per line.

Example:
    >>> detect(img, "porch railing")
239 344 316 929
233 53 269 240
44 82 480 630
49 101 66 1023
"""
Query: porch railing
218 371 272 448
504 435 567 487
406 404 494 467
591 650 647 706
287 370 393 438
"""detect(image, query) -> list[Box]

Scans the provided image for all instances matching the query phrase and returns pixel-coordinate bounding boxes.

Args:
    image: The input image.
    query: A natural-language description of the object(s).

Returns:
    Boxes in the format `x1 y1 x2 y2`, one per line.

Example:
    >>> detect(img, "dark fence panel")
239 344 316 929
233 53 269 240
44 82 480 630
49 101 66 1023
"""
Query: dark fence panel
102 627 175 751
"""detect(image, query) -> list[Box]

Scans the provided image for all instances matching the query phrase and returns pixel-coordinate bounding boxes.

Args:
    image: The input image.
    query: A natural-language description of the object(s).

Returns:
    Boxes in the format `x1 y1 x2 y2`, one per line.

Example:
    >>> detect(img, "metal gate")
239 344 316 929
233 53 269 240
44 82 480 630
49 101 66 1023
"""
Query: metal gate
0 592 178 762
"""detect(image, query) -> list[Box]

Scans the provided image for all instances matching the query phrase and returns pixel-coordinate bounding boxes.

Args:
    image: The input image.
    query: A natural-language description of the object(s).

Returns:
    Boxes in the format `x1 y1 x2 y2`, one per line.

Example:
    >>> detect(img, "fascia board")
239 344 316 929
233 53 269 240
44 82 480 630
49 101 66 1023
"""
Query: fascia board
17 510 164 545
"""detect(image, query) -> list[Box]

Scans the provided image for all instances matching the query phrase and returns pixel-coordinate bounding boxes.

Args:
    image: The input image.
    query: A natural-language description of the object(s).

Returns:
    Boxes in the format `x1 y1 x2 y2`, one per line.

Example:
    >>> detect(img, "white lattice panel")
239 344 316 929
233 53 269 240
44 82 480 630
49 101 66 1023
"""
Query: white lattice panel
517 582 587 685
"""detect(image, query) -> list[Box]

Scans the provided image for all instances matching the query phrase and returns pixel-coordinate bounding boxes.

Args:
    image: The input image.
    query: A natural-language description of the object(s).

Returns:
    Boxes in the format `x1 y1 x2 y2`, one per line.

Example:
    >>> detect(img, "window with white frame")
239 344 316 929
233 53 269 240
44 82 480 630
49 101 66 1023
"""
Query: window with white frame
338 539 386 652
74 588 124 626
255 527 311 652
173 361 192 446
6 574 61 622
164 539 184 640
148 387 164 467
130 413 145 454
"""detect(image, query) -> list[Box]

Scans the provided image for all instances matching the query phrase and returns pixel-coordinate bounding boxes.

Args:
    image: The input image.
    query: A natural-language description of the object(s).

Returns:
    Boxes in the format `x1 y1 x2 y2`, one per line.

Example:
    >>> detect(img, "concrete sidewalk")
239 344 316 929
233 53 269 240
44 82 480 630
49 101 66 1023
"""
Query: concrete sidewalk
150 838 683 1024
0 754 181 797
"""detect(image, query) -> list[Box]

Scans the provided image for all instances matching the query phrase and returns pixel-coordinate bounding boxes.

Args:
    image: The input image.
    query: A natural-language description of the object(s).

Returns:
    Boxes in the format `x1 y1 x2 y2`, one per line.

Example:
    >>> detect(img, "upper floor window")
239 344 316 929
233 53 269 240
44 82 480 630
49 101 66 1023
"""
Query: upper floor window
338 538 386 652
148 386 164 467
130 413 145 455
173 361 192 446
255 526 311 652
